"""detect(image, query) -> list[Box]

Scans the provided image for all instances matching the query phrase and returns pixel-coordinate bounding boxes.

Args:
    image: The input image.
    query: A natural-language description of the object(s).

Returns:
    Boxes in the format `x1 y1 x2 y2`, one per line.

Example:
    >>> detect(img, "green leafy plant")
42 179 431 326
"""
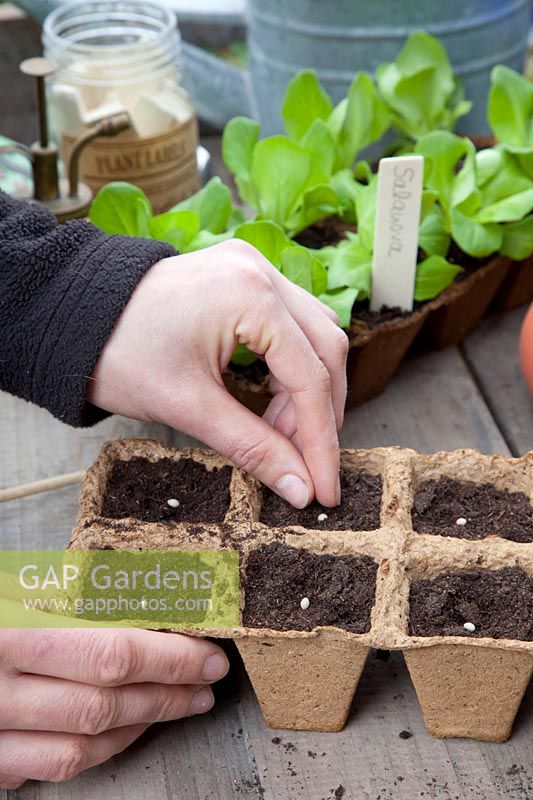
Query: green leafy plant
222 69 390 234
222 117 340 235
415 131 533 259
500 216 533 261
376 31 472 141
281 69 390 171
488 65 533 177
89 178 245 252
317 175 461 305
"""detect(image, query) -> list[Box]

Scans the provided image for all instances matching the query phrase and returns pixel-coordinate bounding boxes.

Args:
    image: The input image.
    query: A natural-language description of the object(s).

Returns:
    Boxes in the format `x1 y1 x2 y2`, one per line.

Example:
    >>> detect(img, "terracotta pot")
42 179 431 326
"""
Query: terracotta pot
519 301 533 395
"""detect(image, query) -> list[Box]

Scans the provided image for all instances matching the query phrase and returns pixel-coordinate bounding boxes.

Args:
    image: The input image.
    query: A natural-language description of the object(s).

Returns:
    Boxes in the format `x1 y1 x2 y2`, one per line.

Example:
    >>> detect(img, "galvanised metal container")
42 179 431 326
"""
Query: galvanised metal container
248 0 531 134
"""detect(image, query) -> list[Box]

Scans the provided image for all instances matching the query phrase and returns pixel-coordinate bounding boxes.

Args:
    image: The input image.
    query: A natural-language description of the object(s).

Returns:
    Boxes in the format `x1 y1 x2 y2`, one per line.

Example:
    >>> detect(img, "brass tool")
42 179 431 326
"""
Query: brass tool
0 57 131 222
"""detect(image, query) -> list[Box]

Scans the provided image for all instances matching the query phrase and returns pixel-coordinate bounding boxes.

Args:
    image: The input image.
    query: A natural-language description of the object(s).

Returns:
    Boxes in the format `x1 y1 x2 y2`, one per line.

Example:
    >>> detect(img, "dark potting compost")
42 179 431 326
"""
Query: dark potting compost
243 542 378 633
293 216 356 248
101 457 232 522
260 470 382 530
409 567 533 641
412 476 533 543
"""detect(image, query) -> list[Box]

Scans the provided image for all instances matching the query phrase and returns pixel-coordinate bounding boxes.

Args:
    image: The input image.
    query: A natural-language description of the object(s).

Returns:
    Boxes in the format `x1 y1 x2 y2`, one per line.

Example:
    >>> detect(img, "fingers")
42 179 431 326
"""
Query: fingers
5 628 229 687
1 674 214 734
176 380 314 508
0 725 148 783
257 253 339 325
240 294 341 506
0 774 25 790
172 282 340 505
269 277 349 430
265 394 298 442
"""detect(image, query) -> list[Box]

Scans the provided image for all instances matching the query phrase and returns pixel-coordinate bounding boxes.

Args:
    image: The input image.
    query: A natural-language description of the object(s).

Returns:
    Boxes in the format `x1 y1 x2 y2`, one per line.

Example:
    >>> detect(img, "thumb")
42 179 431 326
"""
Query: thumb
176 381 314 508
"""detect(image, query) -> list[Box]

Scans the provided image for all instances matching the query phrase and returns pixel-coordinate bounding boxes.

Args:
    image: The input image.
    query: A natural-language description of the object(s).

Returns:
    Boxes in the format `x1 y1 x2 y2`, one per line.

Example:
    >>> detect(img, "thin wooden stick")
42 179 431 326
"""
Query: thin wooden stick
0 470 86 502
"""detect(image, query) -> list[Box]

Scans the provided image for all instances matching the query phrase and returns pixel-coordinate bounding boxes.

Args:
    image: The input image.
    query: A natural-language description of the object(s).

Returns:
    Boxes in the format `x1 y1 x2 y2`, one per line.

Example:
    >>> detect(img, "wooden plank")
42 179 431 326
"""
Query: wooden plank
461 307 533 456
340 345 509 455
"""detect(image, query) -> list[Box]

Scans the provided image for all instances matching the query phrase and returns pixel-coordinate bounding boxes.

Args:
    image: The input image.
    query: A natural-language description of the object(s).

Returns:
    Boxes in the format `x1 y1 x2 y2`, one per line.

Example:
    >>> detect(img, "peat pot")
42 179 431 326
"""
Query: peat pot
70 440 533 740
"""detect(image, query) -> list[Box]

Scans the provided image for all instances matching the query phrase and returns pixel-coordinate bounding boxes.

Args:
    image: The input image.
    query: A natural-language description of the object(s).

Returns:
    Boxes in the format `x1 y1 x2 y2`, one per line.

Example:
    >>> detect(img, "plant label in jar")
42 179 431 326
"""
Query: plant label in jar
370 155 424 312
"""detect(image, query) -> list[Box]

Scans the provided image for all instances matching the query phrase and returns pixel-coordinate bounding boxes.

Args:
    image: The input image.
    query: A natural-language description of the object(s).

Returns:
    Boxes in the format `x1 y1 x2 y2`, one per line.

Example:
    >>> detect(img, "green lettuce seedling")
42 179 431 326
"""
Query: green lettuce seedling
222 116 340 235
222 69 390 234
488 65 533 178
89 178 245 252
376 31 472 142
415 131 533 259
282 69 390 171
321 175 461 304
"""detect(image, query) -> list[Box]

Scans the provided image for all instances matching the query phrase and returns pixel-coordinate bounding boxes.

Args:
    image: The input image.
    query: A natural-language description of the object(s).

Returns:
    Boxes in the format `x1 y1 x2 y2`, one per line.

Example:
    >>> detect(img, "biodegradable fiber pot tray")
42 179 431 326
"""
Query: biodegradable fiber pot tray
345 305 430 408
493 254 533 311
419 256 511 349
69 439 533 740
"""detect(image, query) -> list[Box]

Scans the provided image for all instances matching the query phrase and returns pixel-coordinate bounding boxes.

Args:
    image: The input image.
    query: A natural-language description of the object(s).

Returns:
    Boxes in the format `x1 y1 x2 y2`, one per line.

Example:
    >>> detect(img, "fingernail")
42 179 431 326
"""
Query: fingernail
336 474 342 505
275 474 309 509
188 687 214 716
202 652 229 682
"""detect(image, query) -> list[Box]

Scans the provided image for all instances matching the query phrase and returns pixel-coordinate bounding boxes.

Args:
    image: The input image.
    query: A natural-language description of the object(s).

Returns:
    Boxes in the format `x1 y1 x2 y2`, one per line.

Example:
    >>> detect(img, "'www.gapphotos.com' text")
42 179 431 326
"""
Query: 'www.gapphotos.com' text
21 595 213 615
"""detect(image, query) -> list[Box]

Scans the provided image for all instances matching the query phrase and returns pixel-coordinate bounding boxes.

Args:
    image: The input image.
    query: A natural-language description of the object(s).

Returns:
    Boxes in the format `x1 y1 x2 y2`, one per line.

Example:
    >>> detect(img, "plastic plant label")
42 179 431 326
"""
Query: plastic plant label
370 155 424 312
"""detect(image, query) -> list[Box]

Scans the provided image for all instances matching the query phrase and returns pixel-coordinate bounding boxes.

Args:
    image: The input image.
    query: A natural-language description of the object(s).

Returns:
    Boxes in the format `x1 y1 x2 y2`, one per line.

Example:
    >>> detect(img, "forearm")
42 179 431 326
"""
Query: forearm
0 191 175 426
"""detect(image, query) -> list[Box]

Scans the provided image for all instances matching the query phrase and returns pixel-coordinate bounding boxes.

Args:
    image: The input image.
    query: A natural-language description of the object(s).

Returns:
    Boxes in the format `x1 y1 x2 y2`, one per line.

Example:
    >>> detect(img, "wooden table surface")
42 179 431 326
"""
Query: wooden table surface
1 10 533 799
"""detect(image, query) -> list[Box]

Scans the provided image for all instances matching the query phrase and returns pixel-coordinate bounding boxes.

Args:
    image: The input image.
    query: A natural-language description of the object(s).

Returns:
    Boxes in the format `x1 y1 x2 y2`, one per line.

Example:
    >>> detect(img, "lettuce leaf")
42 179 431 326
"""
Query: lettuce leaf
376 31 471 141
281 70 333 141
414 255 462 301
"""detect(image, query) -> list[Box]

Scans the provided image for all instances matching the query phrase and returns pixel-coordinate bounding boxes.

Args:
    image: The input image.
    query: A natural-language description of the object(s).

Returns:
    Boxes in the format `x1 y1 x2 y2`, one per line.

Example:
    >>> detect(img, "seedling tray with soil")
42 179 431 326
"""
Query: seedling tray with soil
70 439 533 741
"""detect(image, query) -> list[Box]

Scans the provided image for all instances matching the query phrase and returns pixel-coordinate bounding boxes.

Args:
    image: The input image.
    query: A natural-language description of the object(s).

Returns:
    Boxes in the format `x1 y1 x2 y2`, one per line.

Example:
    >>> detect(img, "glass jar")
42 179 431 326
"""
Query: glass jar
43 0 200 213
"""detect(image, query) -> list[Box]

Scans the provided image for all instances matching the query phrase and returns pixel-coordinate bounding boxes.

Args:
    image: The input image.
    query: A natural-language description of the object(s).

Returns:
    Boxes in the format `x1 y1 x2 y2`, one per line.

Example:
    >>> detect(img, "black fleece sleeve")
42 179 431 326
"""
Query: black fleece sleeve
0 190 176 426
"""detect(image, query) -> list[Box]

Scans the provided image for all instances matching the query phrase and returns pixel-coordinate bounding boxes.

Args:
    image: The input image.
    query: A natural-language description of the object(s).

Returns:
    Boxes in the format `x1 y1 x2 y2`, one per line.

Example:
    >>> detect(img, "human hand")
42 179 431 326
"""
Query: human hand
0 627 228 788
88 240 348 508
